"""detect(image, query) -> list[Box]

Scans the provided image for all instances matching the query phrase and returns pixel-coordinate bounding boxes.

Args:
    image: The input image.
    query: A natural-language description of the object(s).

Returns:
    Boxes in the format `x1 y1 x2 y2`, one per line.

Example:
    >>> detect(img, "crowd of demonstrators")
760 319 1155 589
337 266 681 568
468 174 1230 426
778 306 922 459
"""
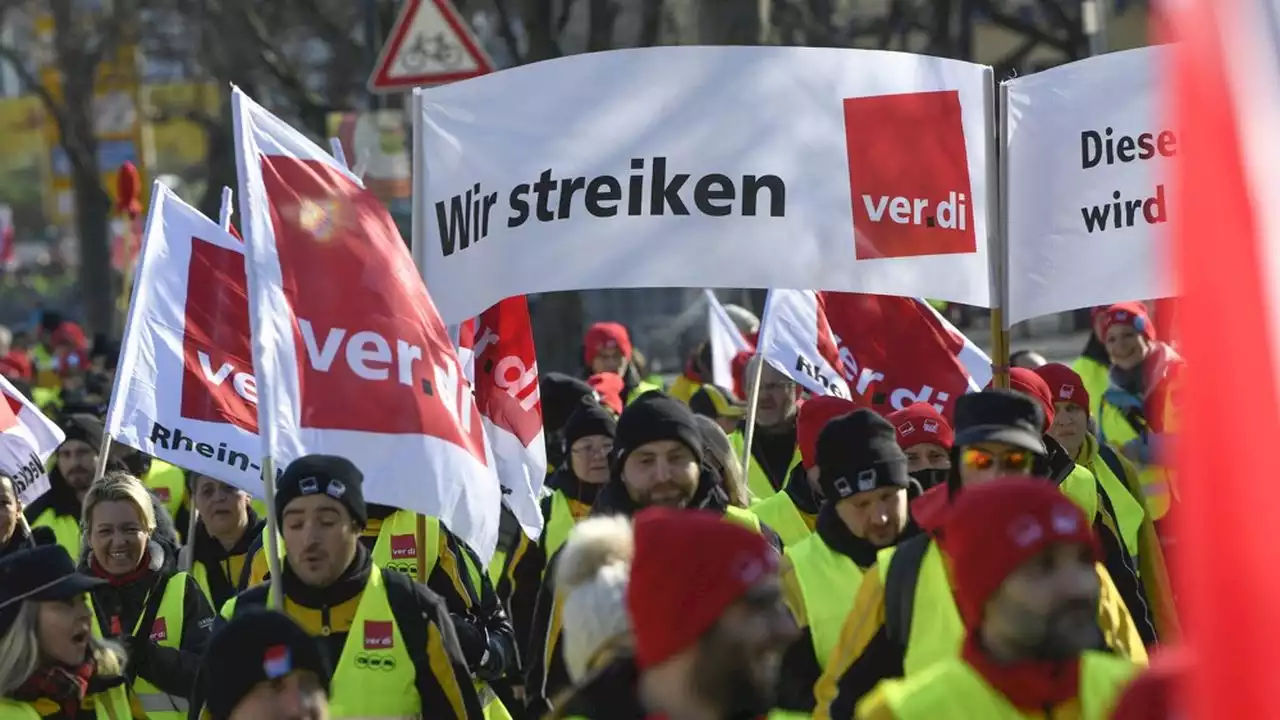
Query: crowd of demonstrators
0 308 1192 719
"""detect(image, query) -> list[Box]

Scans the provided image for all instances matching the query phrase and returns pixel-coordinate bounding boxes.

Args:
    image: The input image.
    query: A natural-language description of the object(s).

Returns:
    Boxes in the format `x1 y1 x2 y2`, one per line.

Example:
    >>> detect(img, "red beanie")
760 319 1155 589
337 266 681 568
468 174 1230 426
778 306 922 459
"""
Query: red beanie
1033 363 1090 418
584 322 633 366
627 508 778 670
987 368 1055 431
886 403 955 451
1097 302 1156 342
796 395 860 470
943 477 1100 629
587 372 625 415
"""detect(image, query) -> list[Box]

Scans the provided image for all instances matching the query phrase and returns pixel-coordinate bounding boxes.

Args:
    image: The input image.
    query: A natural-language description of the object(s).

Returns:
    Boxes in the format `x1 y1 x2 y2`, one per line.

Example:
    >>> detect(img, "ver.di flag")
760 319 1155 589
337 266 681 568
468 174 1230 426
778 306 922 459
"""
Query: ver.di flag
106 184 268 496
758 289 990 414
454 296 547 540
231 87 503 559
0 374 63 504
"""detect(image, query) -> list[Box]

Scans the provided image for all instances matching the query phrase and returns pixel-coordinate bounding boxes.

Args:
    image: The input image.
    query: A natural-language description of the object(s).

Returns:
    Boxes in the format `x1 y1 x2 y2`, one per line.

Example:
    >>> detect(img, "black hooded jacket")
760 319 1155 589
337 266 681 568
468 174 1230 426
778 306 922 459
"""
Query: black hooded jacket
189 508 265 611
79 492 215 700
522 465 781 717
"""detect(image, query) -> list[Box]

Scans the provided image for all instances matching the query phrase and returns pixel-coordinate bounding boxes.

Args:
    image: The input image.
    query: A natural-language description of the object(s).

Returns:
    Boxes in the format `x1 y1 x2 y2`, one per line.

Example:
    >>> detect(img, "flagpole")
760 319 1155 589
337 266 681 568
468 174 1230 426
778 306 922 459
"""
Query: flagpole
990 73 1012 389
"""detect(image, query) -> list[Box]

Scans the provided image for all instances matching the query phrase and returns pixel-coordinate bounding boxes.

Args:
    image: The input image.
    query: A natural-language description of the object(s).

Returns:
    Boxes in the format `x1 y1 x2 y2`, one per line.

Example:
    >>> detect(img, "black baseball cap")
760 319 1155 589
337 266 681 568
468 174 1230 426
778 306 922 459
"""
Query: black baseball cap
0 546 106 635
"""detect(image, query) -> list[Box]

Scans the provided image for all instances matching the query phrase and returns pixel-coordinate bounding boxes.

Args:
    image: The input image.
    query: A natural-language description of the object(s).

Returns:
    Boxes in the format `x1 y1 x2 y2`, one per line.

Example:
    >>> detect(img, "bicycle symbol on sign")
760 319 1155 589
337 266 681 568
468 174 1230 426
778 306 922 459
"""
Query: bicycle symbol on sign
399 32 461 72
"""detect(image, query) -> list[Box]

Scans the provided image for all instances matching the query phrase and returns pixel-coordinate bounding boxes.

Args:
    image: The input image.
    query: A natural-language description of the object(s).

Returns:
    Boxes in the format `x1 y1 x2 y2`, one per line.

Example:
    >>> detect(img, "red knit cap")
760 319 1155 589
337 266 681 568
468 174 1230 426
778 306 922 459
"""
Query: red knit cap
1033 363 1090 418
942 477 1100 629
886 403 955 451
987 368 1055 431
796 395 860 470
587 372 624 415
627 507 778 670
1097 302 1156 342
584 322 633 366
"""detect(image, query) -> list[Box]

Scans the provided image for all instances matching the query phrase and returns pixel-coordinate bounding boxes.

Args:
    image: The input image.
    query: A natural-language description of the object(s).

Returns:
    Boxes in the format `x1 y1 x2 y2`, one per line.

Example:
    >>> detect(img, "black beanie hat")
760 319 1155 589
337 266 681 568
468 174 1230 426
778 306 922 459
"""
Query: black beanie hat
613 391 705 469
202 609 331 720
58 413 104 450
541 372 599 433
563 398 617 453
816 409 911 501
952 389 1047 455
275 454 368 528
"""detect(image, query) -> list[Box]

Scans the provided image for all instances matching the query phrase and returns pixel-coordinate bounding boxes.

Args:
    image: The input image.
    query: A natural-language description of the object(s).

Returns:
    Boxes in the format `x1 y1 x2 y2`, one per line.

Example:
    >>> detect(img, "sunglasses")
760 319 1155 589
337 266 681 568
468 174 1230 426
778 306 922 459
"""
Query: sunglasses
961 447 1034 472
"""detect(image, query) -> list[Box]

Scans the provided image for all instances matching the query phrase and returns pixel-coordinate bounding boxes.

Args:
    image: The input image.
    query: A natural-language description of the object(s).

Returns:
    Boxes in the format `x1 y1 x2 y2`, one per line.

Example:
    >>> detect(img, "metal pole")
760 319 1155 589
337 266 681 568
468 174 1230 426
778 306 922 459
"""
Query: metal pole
1082 0 1109 56
366 0 383 110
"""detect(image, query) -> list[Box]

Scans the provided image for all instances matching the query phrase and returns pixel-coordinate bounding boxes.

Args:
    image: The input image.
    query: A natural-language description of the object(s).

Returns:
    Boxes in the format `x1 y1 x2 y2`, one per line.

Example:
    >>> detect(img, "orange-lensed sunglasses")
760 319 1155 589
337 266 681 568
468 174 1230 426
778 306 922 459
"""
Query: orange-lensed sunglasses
961 447 1034 472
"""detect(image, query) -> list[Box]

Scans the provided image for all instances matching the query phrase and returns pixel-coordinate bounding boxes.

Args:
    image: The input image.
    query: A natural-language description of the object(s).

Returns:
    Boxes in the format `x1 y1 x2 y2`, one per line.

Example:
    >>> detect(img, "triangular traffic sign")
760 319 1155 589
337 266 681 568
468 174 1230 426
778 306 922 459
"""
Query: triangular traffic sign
368 0 495 92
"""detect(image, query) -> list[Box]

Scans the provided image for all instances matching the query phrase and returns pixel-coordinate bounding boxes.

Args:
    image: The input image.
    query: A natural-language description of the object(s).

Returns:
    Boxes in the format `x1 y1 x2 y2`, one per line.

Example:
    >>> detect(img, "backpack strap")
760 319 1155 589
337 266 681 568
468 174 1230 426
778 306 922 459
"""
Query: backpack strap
883 534 931 649
381 569 442 714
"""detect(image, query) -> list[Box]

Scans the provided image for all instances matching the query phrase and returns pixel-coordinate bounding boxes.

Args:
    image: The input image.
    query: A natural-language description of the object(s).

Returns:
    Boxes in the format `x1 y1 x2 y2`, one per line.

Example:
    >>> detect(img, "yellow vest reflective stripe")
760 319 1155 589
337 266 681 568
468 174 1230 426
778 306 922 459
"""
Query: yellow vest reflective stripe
727 430 802 501
543 491 577 567
749 491 812 548
370 510 441 582
89 573 190 719
1097 398 1174 520
142 460 187 522
866 651 1137 719
1071 355 1110 419
327 566 421 718
786 535 862 666
0 687 133 720
30 509 80 562
876 541 962 676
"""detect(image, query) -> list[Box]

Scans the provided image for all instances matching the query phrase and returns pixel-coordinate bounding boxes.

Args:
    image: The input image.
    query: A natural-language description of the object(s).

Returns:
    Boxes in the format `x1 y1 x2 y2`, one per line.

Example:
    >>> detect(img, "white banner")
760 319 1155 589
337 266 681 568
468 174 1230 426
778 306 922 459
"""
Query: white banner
1005 46 1176 324
106 184 268 496
232 88 503 559
704 290 751 392
413 46 996 323
0 375 63 504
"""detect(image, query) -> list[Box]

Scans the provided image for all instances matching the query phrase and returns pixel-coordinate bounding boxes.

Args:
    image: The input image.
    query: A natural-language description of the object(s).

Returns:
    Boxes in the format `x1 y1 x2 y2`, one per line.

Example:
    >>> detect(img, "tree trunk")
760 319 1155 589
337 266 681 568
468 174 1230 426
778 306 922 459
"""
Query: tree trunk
74 170 114 336
698 0 771 44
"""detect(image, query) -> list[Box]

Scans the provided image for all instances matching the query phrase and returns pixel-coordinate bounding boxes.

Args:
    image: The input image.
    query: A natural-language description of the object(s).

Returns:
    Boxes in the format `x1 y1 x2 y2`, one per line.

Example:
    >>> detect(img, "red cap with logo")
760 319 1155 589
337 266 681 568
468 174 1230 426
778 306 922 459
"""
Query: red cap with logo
987 367 1056 431
627 508 778 670
584 322 632 366
1097 301 1156 342
886 402 955 451
796 395 861 470
1033 363 1091 418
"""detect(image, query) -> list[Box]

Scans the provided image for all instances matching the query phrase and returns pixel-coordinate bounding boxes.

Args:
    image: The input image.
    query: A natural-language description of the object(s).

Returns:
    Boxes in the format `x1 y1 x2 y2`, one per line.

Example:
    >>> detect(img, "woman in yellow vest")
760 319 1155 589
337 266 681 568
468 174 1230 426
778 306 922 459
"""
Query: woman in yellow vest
0 544 144 719
186 472 267 611
856 478 1139 719
80 472 214 720
777 409 924 714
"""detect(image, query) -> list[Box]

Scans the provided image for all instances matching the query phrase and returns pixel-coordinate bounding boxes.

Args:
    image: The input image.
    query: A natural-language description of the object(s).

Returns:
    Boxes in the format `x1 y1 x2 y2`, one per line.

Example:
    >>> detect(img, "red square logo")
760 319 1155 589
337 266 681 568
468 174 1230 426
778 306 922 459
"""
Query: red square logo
149 618 168 643
390 534 417 559
179 237 259 433
843 90 977 260
363 620 394 650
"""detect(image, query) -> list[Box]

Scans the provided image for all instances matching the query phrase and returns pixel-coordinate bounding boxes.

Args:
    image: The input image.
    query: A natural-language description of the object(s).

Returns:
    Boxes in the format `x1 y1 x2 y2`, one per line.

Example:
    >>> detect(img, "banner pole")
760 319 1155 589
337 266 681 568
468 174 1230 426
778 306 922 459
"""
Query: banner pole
261 456 284 610
990 75 1012 389
739 290 777 484
415 514 428 581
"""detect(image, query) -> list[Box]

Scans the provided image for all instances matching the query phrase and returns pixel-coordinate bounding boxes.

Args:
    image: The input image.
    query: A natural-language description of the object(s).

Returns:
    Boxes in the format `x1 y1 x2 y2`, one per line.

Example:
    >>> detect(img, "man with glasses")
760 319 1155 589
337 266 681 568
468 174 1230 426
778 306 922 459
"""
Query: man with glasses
812 390 1150 720
729 357 804 501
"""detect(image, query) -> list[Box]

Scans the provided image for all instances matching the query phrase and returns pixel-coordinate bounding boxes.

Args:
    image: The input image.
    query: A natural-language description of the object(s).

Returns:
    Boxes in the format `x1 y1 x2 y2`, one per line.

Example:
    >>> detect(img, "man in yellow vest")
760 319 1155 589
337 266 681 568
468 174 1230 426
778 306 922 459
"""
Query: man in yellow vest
186 471 268 611
524 392 778 717
1034 363 1180 642
729 357 803 501
220 454 483 718
856 478 1139 719
813 391 1148 720
500 399 616 660
23 414 105 559
750 395 859 547
553 507 796 719
885 403 954 491
777 409 923 713
195 608 332 719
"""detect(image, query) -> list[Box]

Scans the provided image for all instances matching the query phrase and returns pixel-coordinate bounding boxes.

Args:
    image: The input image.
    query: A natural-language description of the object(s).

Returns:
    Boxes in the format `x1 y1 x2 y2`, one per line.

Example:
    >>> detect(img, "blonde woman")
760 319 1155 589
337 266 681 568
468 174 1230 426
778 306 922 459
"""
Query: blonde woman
0 544 143 719
693 415 751 509
80 472 213 720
